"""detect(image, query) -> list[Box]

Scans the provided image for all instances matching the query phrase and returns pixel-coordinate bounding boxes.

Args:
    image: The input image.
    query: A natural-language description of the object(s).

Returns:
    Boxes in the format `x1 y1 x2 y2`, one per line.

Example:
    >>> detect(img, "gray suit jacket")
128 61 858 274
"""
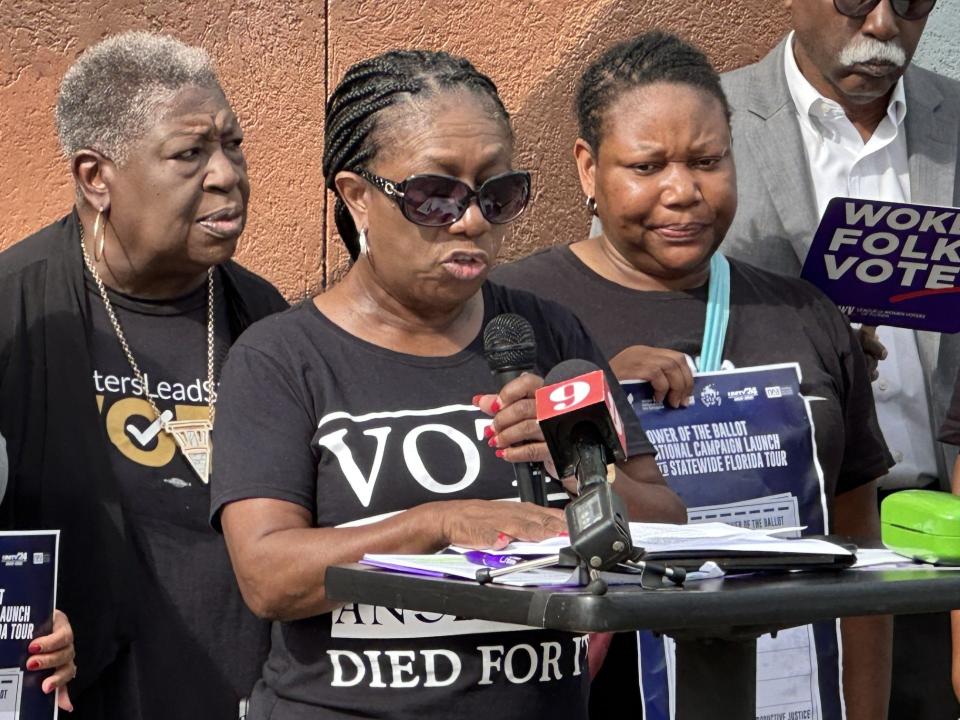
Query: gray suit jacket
721 38 960 485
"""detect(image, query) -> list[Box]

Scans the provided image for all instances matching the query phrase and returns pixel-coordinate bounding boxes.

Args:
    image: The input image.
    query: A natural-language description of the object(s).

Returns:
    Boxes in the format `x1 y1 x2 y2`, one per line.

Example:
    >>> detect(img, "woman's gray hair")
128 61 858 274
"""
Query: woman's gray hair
56 31 221 164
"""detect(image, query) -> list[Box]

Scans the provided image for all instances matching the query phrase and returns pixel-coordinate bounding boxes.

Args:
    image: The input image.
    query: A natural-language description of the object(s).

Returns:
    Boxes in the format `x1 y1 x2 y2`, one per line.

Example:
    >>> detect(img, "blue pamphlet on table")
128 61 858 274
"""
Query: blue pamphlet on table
801 196 960 332
0 532 58 719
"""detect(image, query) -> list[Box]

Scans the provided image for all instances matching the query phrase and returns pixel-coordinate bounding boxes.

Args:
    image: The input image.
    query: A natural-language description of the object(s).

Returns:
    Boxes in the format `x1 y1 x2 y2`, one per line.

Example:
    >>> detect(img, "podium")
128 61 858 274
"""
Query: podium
326 565 960 719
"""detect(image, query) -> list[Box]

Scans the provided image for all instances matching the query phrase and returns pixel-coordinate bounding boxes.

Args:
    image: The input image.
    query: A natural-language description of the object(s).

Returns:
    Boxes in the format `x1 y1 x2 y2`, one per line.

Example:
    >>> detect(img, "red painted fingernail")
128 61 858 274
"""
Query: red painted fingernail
472 395 482 406
28 643 40 654
497 532 509 543
558 531 569 537
490 400 501 413
495 449 505 459
488 437 498 448
27 659 40 670
483 425 495 439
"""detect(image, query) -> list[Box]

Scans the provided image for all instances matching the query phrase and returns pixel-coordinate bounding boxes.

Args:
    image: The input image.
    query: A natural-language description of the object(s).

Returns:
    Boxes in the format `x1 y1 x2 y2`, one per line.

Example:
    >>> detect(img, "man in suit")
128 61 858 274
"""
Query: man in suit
721 1 960 717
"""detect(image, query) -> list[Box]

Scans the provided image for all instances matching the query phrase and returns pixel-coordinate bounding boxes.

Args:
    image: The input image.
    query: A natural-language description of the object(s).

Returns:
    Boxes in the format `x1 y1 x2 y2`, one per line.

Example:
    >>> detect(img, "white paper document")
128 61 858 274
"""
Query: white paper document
663 496 823 720
360 553 648 587
364 520 850 588
495 521 844 558
851 548 960 570
0 667 23 720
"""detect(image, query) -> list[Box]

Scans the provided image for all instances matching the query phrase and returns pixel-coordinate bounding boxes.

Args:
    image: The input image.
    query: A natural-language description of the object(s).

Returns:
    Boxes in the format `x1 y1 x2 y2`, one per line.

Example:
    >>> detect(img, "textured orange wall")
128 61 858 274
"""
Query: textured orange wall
0 0 788 299
0 0 327 299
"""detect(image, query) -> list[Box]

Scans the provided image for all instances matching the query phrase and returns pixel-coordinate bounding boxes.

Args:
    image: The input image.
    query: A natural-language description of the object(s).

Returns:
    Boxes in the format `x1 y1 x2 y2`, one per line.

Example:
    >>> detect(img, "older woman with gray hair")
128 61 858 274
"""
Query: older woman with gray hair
0 31 287 718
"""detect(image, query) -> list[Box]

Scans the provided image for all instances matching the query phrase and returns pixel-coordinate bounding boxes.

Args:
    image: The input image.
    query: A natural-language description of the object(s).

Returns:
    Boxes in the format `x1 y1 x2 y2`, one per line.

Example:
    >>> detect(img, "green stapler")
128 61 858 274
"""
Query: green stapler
881 489 960 565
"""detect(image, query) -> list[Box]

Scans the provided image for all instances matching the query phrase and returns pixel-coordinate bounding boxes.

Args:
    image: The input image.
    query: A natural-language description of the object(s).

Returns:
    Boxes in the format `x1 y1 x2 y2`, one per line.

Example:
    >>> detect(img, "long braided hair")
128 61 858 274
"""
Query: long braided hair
323 50 511 260
575 31 730 152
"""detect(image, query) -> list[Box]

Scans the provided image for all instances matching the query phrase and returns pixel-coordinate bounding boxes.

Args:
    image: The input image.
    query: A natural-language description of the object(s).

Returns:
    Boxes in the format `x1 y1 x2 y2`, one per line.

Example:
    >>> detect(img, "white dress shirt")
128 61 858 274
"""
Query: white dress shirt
784 33 939 488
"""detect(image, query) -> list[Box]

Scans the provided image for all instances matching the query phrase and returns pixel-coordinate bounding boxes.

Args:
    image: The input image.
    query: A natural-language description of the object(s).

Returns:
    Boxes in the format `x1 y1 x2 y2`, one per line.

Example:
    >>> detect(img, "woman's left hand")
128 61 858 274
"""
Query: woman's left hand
475 373 557 475
27 609 75 711
476 375 687 521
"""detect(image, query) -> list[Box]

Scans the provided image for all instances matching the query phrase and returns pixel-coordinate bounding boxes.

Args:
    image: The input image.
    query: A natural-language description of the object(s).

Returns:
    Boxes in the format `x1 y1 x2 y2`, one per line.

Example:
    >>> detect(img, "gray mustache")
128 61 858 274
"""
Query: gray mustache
839 37 907 68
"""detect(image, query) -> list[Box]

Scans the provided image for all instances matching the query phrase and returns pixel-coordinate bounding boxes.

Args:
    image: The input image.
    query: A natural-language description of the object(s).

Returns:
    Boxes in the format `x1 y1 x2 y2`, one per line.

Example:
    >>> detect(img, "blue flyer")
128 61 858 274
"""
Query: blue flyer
800 196 960 332
622 363 827 526
0 532 58 720
624 364 843 720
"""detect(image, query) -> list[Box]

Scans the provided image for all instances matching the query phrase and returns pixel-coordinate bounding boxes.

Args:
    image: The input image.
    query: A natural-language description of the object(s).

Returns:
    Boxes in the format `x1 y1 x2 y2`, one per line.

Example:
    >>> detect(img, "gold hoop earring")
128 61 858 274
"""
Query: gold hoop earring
93 208 106 262
585 197 598 216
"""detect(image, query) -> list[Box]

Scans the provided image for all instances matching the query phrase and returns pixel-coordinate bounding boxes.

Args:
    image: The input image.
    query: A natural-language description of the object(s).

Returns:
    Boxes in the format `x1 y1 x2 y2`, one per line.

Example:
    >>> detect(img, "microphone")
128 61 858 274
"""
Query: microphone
536 360 627 479
483 314 547 506
536 360 633 570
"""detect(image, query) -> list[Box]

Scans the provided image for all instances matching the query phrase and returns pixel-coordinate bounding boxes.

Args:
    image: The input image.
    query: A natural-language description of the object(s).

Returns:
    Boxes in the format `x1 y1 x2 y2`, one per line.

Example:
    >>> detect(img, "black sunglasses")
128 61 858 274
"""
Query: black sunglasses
354 168 532 227
834 0 937 20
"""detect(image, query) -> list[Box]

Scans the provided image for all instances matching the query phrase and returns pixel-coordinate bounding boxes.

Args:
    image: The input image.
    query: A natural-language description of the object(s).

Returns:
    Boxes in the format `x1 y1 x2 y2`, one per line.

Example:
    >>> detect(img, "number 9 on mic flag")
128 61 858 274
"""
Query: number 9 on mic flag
535 363 627 479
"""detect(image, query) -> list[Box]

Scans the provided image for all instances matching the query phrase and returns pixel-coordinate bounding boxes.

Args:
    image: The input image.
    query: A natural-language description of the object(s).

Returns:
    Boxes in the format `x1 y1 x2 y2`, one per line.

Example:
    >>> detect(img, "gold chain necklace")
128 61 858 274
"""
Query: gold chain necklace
80 225 216 484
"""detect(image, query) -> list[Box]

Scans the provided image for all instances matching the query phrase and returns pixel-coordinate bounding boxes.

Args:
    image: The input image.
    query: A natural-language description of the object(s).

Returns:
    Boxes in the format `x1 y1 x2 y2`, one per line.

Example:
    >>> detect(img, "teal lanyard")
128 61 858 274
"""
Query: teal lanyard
698 253 730 372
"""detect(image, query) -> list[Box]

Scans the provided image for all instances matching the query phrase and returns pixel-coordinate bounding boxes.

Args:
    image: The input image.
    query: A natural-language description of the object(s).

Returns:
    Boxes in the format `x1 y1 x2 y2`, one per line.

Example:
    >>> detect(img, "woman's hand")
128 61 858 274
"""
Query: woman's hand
475 373 555 470
435 499 566 549
222 496 566 621
28 609 75 712
609 345 693 408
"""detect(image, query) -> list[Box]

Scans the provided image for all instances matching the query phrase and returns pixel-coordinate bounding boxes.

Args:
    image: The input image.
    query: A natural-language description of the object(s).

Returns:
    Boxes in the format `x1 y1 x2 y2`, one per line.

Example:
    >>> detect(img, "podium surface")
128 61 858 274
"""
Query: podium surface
326 564 960 719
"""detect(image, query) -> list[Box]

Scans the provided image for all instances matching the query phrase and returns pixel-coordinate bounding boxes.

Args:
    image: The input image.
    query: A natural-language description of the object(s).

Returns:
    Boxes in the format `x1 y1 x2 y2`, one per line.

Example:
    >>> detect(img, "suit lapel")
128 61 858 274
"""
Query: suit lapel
906 67 956 459
742 39 820 263
905 66 957 208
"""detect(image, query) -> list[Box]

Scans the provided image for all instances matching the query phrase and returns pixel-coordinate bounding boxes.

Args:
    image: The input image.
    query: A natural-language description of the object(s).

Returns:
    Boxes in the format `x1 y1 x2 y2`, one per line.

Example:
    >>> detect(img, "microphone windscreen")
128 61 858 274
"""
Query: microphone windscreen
483 313 537 374
544 359 601 385
537 359 627 474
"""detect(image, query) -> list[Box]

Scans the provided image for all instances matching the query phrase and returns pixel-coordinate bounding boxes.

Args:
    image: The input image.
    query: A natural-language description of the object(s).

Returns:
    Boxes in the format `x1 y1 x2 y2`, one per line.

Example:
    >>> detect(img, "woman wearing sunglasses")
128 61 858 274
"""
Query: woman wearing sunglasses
210 49 684 720
492 32 892 720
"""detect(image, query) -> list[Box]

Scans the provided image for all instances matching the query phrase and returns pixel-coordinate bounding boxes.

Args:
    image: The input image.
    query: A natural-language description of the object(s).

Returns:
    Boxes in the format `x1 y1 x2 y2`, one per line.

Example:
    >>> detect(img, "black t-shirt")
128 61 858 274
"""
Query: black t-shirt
210 282 654 720
85 274 270 719
490 245 891 505
939 368 960 447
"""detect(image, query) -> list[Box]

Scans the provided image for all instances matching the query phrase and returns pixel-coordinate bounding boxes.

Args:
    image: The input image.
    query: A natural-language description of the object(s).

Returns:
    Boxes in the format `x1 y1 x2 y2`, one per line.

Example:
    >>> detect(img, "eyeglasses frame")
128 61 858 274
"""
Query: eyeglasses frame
833 0 937 21
353 167 532 227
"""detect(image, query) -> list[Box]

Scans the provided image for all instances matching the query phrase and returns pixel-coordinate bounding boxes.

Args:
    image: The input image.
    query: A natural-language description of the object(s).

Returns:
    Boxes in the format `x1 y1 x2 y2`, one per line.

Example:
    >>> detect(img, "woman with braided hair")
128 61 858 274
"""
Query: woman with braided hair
212 49 684 719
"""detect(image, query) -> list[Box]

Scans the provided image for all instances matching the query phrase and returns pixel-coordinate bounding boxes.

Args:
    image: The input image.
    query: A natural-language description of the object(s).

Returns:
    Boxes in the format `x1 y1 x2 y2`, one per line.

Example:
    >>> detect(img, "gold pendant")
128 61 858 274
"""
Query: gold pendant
164 419 213 484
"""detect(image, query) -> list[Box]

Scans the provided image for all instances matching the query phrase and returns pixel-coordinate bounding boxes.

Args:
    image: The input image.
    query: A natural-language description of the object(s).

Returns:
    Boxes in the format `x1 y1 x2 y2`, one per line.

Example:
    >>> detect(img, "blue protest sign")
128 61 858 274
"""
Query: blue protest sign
801 196 960 332
0 532 58 719
624 365 842 720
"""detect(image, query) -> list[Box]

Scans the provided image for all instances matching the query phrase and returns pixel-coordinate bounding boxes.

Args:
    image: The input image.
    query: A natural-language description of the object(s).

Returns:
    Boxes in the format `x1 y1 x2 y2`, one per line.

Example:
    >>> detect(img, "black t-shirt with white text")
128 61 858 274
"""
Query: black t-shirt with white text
86 274 270 720
210 281 655 720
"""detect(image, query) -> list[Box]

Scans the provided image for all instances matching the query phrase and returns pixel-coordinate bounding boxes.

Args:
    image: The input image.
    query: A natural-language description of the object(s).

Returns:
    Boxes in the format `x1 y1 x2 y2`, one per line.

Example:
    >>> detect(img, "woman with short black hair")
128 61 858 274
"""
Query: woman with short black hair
492 31 892 720
213 48 685 720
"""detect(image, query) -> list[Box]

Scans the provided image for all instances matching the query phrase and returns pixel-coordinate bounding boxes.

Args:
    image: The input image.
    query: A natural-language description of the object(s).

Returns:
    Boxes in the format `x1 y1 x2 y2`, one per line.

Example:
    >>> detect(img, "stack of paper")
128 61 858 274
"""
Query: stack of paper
359 554 644 587
495 522 850 559
362 522 853 586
